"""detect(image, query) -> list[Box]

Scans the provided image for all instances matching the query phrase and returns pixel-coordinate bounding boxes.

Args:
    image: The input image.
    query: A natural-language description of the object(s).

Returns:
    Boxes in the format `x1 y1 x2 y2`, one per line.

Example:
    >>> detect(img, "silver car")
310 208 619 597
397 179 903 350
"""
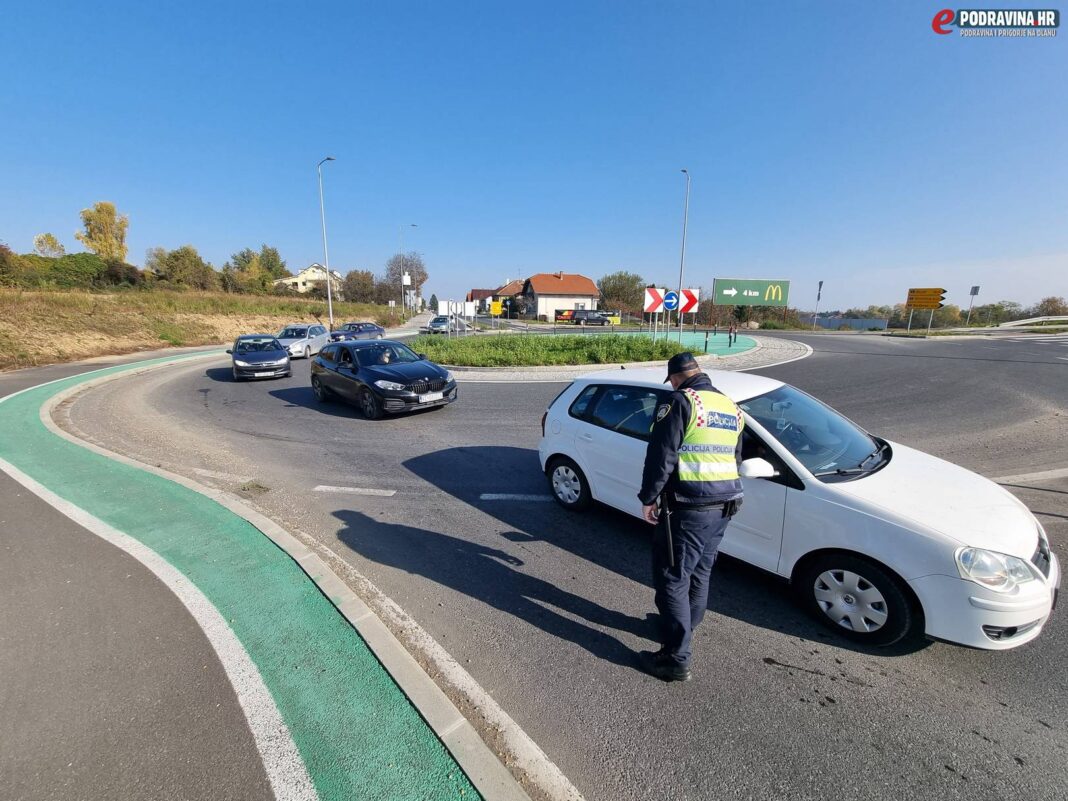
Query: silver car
276 324 329 358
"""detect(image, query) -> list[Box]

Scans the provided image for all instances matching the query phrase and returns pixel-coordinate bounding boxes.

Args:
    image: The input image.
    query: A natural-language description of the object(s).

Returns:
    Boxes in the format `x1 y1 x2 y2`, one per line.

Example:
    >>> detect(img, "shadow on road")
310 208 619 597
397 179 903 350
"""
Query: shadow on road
204 367 236 382
402 445 927 657
333 509 644 667
267 387 364 419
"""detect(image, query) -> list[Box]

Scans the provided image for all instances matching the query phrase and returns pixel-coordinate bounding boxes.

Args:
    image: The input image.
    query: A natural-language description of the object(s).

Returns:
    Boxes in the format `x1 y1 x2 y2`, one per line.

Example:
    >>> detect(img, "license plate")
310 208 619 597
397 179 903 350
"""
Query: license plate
255 371 274 377
419 392 444 403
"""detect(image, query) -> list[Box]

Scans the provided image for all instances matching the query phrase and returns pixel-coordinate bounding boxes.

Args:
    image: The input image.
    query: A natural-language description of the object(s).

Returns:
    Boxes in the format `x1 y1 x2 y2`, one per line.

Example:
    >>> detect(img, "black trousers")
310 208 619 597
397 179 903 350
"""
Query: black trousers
652 505 731 667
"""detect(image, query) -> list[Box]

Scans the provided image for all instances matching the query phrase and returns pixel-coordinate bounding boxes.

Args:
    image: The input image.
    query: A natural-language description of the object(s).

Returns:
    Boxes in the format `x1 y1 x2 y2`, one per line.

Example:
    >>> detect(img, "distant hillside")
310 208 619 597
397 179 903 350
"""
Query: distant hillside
0 289 409 370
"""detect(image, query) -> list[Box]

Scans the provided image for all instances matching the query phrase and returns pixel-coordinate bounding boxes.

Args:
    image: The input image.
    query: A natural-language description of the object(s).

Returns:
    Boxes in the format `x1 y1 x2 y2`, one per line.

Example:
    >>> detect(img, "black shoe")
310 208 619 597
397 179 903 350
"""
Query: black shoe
638 650 692 682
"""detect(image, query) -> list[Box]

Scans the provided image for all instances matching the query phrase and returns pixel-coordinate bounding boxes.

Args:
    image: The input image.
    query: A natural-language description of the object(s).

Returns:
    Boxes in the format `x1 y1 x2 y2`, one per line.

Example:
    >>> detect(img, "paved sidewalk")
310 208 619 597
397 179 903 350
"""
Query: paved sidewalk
446 335 812 382
0 353 521 801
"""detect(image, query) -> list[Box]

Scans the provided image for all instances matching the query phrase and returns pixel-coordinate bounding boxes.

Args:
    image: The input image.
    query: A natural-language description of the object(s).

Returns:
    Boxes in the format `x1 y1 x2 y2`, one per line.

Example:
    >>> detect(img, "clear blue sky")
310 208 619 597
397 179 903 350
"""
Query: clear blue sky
2 1 1065 310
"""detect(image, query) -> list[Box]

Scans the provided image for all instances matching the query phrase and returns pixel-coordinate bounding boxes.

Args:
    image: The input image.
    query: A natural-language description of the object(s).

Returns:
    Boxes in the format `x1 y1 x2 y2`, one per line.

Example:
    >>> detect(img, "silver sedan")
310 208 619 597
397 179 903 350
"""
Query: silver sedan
276 324 329 358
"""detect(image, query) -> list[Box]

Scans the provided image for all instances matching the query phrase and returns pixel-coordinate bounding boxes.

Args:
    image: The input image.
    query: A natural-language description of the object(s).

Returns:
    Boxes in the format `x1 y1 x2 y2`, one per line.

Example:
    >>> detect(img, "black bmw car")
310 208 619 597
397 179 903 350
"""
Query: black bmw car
227 335 291 380
309 340 457 419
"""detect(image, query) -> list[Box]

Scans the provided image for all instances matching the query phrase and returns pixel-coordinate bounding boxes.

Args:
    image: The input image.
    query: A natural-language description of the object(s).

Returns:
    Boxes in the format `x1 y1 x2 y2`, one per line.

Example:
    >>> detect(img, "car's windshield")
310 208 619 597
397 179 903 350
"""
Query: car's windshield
278 327 307 339
738 386 880 478
431 316 448 324
355 343 421 367
235 338 284 354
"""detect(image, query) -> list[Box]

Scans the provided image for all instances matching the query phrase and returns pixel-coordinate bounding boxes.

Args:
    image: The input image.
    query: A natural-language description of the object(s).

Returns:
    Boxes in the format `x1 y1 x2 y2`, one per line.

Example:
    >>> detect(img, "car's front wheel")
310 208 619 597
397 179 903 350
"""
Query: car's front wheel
232 367 243 382
795 553 919 647
360 387 383 420
547 457 592 511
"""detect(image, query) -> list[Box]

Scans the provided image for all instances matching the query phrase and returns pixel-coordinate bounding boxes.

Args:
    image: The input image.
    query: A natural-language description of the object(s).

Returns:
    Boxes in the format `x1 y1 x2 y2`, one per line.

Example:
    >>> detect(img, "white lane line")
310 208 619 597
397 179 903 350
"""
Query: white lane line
0 456 318 801
313 485 397 497
194 467 253 482
479 493 554 501
992 467 1068 485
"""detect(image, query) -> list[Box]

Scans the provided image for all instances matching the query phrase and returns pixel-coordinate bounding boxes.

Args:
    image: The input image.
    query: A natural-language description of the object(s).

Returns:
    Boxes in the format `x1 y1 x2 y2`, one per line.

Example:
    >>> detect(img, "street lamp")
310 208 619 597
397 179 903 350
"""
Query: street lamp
813 280 823 331
399 223 417 312
317 156 336 328
676 169 691 342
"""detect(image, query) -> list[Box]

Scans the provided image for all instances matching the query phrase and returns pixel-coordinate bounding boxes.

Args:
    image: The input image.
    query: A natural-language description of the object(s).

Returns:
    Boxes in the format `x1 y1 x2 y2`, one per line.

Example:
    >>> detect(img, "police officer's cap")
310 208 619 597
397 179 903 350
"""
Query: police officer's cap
665 352 700 382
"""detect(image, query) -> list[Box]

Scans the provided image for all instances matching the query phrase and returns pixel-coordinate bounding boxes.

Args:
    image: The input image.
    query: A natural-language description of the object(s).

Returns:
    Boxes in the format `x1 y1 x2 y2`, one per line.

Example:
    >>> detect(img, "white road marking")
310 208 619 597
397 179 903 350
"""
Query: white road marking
0 456 319 801
194 467 253 482
479 493 554 501
992 467 1068 485
313 485 397 497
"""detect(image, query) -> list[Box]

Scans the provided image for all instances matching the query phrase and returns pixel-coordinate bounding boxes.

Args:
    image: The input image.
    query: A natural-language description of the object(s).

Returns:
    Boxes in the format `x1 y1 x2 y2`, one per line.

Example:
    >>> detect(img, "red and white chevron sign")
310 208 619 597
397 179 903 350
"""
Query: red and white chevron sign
679 288 700 313
644 287 665 313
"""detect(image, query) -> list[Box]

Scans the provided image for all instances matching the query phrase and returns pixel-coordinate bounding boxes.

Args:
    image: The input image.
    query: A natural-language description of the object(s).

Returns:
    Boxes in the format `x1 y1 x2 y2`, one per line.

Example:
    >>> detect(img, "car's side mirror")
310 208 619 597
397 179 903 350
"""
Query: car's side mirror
226 349 232 354
740 457 778 479
417 353 427 360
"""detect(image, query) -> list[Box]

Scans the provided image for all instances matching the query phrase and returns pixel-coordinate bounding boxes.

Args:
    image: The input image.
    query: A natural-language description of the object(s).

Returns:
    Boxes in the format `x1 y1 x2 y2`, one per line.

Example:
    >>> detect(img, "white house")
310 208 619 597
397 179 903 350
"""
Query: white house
273 263 343 296
522 272 600 319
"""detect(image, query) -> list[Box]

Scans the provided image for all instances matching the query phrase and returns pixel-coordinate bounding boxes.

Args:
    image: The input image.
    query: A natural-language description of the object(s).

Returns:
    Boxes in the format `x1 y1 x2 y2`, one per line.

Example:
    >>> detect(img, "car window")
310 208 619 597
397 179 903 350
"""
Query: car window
355 343 420 367
338 348 354 366
279 327 307 338
235 338 283 353
569 385 599 419
588 385 664 440
320 345 337 362
311 326 324 335
739 386 879 477
740 428 802 490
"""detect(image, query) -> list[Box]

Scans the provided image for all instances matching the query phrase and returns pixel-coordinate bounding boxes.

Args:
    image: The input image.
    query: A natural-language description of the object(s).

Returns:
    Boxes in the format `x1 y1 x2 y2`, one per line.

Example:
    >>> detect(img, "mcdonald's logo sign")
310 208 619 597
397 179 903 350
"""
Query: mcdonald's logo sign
712 278 791 307
764 284 783 302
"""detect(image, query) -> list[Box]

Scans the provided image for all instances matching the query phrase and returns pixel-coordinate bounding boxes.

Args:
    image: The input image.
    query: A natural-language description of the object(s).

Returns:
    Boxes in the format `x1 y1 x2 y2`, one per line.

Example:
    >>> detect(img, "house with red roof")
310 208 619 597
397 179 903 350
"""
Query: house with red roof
522 272 600 320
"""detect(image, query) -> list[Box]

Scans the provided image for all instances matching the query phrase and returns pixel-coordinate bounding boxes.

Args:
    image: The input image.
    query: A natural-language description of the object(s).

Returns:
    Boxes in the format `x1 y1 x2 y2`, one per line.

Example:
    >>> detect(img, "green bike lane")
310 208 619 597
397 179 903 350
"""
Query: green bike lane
0 353 482 801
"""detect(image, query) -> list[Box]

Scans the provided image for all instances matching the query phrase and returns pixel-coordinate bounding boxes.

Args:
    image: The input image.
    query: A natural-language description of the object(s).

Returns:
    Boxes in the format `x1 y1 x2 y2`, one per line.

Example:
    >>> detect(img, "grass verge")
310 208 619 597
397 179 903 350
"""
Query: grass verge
0 288 410 370
410 333 702 366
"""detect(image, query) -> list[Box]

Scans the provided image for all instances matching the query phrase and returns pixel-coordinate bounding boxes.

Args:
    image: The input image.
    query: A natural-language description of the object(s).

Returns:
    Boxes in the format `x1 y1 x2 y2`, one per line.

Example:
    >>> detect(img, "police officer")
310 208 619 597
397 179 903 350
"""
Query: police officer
638 352 744 682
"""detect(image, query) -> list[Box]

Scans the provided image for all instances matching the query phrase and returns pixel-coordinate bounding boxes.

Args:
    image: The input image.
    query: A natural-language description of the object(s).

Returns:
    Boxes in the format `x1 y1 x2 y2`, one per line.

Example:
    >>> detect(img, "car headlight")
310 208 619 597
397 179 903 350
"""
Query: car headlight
374 380 406 391
444 371 454 382
956 547 1037 593
234 359 250 367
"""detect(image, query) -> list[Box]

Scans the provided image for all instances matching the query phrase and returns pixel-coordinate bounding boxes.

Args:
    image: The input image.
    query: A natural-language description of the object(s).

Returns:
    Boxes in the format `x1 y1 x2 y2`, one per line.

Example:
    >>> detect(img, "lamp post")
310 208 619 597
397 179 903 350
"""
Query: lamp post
676 169 691 342
316 156 336 328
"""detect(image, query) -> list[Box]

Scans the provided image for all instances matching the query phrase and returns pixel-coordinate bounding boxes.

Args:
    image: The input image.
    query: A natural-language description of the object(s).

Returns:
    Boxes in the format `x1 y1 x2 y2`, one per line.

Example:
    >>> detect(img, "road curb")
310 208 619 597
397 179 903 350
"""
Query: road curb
40 354 577 801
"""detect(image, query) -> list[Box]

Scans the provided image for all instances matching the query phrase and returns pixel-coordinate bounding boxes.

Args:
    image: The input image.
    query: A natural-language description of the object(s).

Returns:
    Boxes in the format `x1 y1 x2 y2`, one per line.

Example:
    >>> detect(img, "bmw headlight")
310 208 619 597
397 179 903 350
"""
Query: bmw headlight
234 359 251 367
374 379 405 391
444 371 454 382
956 547 1036 593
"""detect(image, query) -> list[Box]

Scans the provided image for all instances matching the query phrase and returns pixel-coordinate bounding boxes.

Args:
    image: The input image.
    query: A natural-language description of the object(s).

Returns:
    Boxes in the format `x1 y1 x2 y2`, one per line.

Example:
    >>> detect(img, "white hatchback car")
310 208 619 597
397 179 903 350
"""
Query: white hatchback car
538 368 1059 650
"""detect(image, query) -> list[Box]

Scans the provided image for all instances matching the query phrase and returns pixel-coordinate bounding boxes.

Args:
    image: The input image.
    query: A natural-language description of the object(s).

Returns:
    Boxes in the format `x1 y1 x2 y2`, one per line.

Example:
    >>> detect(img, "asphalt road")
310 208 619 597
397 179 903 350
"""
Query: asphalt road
0 350 272 801
64 334 1068 801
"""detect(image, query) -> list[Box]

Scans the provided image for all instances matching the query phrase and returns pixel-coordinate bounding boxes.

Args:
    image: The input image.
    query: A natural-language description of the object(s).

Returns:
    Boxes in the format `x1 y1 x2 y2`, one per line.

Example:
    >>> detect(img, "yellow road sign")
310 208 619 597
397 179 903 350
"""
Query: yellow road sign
906 287 946 309
490 300 503 316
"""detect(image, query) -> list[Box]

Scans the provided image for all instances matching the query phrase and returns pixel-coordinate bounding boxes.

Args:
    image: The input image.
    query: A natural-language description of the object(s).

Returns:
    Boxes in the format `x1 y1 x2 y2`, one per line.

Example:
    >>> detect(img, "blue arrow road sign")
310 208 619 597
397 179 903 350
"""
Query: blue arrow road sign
662 291 679 311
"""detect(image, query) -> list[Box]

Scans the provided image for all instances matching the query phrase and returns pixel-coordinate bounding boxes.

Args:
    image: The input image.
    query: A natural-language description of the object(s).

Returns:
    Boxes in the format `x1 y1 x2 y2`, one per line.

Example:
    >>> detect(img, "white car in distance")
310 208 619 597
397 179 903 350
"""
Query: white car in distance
538 368 1059 650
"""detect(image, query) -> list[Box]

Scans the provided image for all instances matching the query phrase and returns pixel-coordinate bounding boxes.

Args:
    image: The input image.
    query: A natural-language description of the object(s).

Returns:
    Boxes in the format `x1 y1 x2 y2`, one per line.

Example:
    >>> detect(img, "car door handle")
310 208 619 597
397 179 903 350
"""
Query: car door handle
580 433 594 441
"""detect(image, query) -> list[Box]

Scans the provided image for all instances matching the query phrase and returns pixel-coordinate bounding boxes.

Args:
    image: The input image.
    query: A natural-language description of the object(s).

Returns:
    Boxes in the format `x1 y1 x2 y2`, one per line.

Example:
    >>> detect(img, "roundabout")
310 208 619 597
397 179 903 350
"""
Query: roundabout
29 332 1068 801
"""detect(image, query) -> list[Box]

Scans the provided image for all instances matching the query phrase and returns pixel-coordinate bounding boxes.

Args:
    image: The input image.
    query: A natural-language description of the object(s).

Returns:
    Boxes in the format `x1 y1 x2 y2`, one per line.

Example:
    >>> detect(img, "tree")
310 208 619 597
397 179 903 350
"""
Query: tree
259 245 289 279
342 269 375 303
0 243 22 286
147 245 218 290
74 201 128 261
383 251 428 299
597 271 645 313
34 233 65 258
429 293 439 312
1031 296 1068 317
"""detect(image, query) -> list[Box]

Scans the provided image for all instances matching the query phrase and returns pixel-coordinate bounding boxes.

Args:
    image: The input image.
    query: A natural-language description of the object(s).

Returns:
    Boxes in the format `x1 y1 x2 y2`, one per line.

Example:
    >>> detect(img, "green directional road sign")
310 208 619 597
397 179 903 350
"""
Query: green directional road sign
712 278 791 307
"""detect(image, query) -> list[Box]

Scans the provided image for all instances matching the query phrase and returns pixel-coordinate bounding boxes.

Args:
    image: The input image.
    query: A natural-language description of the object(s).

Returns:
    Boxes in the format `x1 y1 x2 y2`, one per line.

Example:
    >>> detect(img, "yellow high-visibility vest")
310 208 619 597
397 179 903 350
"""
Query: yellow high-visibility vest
676 388 743 485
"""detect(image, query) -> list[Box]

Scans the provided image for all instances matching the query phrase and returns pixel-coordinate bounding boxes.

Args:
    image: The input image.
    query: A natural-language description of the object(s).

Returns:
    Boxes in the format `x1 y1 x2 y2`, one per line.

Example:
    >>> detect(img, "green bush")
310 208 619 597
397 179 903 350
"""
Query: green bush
759 320 787 330
411 334 702 367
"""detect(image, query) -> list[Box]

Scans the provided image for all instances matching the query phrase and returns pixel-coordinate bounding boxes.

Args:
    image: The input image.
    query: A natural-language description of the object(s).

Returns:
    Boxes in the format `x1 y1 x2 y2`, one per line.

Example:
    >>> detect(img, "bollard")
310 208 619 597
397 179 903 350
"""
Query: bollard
704 331 709 351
